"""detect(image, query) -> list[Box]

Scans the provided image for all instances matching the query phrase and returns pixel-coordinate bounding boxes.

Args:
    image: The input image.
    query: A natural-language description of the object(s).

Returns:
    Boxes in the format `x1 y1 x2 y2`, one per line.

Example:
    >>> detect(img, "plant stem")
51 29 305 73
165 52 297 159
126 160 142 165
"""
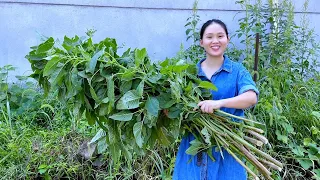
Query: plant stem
215 110 264 125
224 146 260 180
231 140 272 179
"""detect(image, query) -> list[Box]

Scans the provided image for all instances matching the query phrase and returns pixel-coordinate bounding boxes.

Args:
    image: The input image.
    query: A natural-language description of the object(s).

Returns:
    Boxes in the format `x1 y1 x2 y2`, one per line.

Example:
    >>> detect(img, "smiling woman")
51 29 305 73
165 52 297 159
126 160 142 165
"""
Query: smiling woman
200 20 229 60
173 19 259 180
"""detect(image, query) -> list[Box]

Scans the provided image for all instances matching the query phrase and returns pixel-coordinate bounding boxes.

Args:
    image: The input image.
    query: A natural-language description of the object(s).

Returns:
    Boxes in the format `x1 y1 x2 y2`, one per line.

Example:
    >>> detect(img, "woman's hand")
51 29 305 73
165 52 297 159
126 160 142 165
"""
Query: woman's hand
197 100 224 113
197 91 258 113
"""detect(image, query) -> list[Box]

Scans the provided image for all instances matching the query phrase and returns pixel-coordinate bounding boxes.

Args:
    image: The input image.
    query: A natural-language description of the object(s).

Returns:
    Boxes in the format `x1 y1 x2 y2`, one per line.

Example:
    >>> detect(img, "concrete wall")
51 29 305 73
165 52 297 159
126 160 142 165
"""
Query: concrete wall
0 0 319 80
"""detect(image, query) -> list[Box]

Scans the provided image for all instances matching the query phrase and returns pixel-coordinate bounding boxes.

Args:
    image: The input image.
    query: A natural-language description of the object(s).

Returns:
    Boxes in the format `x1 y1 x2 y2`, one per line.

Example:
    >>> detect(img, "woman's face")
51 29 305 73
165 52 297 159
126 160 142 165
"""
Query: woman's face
200 23 229 58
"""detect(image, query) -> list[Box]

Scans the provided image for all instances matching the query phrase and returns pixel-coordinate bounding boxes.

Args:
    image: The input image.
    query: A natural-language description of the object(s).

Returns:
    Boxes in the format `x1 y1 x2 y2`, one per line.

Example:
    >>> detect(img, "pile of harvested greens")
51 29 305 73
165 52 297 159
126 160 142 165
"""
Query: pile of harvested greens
26 34 282 179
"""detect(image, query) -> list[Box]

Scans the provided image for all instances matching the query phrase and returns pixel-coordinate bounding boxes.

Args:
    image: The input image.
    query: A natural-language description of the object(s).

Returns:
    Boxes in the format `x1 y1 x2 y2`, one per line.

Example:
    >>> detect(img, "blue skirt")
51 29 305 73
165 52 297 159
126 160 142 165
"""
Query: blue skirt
173 134 247 180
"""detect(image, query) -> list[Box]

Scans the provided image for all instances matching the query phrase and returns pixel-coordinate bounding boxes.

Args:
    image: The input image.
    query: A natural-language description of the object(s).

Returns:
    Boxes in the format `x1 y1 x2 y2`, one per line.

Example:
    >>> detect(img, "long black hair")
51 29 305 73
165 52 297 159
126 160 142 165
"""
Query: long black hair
200 19 229 39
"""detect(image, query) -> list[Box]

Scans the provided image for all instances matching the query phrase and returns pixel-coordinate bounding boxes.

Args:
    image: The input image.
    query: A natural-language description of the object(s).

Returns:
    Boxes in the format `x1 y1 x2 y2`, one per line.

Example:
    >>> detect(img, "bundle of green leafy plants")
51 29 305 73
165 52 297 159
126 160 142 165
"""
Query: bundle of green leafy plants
26 34 282 179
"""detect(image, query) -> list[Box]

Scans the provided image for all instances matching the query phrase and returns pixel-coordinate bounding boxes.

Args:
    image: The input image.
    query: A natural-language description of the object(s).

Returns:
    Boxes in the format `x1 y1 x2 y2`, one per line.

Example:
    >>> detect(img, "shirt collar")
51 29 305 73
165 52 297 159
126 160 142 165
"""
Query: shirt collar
197 55 232 77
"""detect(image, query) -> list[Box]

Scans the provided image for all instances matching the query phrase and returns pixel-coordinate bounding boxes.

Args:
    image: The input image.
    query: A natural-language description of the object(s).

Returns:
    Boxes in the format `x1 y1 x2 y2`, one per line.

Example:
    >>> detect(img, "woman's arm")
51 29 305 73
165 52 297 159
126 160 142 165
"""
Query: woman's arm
197 90 257 113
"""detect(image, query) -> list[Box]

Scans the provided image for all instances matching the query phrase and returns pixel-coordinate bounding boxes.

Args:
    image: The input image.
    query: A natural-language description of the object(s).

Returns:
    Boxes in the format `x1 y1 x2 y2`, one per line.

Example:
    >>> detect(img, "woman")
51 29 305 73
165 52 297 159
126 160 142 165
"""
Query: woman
173 19 259 180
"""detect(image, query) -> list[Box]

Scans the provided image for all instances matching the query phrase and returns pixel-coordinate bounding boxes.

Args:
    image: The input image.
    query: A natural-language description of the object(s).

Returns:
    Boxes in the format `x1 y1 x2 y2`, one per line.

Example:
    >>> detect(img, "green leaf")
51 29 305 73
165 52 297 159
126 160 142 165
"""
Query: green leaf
133 121 144 148
101 38 117 55
310 126 319 135
186 28 192 36
120 143 132 162
297 159 313 170
98 103 109 116
187 102 198 108
97 138 108 154
101 97 109 104
186 139 203 155
162 99 175 109
121 68 136 81
281 122 294 134
156 127 171 146
168 106 181 119
40 104 55 114
303 138 312 146
85 110 97 126
135 48 147 66
172 64 189 73
291 146 306 156
144 113 158 127
88 47 105 73
89 129 106 144
116 90 141 110
147 73 162 83
170 81 181 101
37 37 54 54
201 127 211 145
207 148 216 162
185 81 193 93
307 143 320 155
312 111 320 119
104 119 115 143
136 80 144 97
109 142 120 164
109 111 134 121
43 56 60 76
48 62 66 86
38 168 47 175
78 70 89 78
89 86 99 101
313 169 320 179
145 96 160 117
148 127 158 149
198 81 217 91
107 76 115 113
160 58 169 67
120 81 132 93
276 130 288 144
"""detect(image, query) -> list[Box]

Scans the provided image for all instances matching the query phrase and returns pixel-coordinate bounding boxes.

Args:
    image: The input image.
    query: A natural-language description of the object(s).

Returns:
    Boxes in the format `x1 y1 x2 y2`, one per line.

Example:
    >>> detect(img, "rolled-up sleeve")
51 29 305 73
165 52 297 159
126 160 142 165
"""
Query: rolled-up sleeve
237 67 259 101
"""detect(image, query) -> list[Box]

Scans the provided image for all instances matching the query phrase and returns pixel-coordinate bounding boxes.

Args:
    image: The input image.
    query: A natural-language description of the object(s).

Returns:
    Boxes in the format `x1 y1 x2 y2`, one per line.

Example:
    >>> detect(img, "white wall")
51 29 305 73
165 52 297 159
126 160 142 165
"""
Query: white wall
0 0 319 80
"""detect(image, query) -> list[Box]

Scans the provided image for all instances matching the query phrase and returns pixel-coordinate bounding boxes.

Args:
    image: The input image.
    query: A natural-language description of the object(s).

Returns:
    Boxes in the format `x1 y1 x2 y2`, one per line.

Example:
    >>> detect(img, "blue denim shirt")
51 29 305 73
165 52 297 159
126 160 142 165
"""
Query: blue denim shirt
173 56 259 180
